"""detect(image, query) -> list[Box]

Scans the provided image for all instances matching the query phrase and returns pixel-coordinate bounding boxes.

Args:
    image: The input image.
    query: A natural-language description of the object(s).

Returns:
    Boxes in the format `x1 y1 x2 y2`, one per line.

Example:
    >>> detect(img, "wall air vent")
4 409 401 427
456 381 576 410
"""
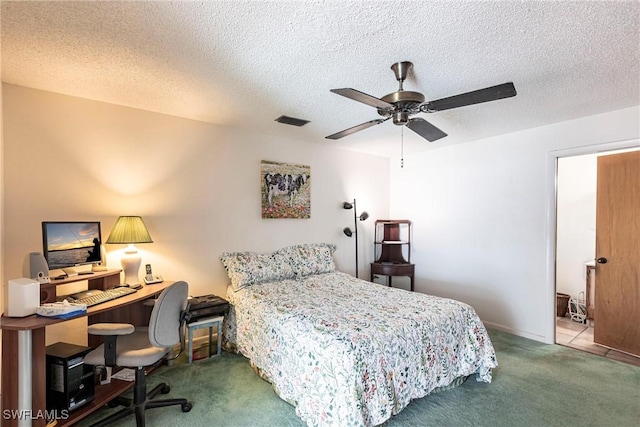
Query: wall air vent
275 115 310 127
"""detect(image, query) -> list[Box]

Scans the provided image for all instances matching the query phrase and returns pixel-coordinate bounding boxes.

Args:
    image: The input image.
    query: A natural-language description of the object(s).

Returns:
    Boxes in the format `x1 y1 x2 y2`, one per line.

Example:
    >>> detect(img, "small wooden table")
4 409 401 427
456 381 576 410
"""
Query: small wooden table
372 220 415 291
370 262 415 291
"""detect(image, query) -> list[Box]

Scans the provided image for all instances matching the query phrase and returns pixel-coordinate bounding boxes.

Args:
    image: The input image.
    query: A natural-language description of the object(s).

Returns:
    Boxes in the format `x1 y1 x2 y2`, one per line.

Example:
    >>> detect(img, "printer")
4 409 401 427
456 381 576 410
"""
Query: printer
187 294 229 322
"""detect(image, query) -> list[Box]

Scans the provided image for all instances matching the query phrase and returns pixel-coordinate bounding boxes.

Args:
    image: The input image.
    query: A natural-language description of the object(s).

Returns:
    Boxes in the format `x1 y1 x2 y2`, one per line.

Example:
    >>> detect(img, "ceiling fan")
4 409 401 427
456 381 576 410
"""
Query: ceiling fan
326 61 516 142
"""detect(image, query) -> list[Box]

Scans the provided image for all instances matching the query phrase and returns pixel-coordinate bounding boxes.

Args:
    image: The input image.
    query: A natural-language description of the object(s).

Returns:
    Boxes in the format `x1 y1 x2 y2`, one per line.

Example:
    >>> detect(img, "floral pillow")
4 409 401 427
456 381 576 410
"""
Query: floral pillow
276 243 336 278
220 251 296 291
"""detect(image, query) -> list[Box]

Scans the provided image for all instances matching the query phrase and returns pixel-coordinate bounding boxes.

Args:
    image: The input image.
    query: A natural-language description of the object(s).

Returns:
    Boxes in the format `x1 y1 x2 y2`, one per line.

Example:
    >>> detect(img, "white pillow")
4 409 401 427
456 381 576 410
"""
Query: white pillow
276 243 336 278
219 251 296 291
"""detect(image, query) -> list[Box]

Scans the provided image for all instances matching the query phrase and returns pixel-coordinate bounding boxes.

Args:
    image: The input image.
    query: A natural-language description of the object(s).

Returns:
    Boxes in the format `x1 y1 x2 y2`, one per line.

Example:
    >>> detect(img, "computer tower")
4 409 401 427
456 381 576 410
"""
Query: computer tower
46 342 95 412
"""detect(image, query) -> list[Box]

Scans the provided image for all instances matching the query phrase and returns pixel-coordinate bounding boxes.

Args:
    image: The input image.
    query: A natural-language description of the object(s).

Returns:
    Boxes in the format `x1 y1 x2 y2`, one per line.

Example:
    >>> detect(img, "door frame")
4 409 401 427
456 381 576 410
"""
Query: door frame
544 138 640 344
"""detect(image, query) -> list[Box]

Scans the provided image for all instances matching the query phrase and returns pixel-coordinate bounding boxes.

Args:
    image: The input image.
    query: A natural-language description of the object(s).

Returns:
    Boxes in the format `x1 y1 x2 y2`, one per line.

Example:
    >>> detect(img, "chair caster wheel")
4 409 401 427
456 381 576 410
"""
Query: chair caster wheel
182 402 192 412
161 385 171 394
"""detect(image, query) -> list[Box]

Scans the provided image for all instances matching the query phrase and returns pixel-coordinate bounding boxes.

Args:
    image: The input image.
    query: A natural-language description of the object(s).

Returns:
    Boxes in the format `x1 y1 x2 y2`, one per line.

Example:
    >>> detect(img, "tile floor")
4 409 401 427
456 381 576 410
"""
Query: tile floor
556 316 640 367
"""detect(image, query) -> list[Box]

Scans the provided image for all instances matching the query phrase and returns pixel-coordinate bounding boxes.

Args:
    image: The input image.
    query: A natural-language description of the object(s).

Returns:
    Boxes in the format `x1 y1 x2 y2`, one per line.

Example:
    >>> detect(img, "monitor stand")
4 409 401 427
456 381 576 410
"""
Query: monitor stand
62 267 78 276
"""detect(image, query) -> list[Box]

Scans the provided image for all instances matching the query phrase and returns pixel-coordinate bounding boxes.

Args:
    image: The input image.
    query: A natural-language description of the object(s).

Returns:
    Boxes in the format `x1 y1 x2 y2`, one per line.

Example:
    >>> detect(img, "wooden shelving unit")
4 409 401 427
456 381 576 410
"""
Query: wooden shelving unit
370 220 415 291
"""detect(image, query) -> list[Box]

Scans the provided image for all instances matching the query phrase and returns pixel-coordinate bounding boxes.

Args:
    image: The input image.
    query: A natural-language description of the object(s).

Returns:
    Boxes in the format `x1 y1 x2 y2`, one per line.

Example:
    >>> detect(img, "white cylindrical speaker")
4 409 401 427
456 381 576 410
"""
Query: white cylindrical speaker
6 278 40 317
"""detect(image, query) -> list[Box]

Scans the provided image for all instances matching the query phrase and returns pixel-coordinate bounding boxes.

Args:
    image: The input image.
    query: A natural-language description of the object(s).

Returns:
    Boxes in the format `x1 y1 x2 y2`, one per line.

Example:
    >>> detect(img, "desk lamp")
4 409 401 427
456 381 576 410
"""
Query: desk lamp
106 216 153 287
342 199 369 278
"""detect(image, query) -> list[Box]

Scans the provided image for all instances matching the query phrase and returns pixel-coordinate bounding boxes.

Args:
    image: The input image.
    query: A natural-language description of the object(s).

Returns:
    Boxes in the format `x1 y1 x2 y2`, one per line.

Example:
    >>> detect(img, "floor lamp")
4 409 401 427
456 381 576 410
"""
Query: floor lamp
342 199 369 278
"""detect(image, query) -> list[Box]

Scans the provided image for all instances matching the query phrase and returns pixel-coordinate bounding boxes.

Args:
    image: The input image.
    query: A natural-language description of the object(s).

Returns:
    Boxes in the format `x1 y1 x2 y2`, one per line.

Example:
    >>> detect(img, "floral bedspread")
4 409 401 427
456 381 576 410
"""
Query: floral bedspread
225 271 497 427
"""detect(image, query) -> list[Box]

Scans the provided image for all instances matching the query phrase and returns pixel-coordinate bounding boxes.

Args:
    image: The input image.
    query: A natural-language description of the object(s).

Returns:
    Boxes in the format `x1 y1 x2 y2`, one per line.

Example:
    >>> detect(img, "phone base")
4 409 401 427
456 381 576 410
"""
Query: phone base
144 275 163 285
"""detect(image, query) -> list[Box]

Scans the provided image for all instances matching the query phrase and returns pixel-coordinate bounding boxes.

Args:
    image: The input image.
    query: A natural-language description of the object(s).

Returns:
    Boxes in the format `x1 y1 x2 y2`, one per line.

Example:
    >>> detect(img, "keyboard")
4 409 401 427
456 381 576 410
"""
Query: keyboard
67 287 138 307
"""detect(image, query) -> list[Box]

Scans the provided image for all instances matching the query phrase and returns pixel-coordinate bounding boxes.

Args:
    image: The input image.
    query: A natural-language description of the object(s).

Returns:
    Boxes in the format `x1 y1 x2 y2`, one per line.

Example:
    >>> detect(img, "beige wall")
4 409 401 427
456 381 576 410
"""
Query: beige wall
1 83 390 346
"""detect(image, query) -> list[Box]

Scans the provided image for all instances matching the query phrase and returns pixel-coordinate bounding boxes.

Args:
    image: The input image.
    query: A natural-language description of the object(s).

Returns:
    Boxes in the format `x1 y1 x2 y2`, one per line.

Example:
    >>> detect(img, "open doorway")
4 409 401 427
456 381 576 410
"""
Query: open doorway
555 148 640 367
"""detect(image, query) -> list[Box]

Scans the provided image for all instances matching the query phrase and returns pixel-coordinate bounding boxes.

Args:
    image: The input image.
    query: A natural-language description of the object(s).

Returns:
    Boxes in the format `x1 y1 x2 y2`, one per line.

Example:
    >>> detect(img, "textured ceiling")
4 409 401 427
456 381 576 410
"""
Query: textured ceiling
1 1 639 157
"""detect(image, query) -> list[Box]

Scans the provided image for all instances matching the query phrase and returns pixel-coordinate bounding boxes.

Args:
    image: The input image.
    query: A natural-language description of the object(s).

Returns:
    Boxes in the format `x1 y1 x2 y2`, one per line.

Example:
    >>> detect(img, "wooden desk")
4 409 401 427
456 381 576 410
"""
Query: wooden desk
1 270 172 427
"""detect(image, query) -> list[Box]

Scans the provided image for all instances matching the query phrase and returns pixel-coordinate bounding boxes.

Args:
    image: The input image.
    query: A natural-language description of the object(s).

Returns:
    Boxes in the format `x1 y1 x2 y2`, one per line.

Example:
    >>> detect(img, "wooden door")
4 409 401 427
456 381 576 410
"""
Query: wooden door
594 150 640 356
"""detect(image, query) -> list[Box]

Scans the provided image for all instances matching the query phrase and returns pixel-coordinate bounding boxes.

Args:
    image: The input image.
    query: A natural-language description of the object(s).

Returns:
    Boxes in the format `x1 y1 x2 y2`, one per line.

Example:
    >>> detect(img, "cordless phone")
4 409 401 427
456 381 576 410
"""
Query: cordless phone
143 264 163 284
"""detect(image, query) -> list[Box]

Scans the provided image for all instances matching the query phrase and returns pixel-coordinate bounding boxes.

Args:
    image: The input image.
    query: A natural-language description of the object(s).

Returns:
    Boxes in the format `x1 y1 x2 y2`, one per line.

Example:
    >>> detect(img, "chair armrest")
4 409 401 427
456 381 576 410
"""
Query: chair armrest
88 323 135 336
88 323 134 367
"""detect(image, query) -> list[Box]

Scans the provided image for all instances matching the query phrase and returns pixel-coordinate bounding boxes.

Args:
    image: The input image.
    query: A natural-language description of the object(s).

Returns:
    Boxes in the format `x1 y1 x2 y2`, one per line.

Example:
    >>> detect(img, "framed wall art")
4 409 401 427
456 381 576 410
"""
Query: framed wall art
261 160 310 219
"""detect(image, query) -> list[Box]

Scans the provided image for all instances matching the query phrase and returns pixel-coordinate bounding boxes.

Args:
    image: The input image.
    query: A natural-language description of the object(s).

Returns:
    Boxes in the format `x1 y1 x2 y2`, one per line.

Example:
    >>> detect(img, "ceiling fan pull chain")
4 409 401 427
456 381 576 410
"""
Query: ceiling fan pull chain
401 126 404 168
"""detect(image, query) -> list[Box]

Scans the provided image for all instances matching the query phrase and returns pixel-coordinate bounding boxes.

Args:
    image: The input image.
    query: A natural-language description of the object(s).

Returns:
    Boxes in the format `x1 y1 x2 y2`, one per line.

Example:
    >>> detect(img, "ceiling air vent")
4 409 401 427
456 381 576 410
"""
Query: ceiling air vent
275 115 310 127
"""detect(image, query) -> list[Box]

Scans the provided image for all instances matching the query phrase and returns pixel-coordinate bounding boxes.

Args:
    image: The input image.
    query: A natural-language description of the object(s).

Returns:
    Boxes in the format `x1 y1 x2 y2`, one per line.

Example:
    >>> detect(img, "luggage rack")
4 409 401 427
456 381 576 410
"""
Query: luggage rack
568 291 587 323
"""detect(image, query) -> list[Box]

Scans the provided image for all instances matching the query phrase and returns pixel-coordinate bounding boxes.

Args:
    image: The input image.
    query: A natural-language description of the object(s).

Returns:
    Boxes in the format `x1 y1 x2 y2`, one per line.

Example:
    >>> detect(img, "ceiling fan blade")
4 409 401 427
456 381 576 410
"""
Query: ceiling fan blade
330 88 393 109
423 82 516 112
326 118 389 140
406 118 448 142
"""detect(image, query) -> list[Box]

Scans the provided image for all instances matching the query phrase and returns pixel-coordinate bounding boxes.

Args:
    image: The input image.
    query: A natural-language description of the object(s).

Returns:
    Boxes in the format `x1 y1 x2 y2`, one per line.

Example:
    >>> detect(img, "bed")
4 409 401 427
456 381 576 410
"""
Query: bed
220 243 497 427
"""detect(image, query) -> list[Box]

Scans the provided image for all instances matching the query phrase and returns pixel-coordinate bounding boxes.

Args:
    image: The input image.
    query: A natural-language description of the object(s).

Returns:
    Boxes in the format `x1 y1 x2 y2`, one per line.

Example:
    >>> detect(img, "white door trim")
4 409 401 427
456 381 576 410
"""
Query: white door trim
544 138 640 344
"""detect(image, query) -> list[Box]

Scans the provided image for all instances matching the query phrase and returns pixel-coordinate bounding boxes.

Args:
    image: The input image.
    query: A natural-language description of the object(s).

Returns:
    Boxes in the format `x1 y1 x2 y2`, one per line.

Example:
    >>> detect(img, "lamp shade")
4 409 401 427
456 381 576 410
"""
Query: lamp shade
106 216 153 244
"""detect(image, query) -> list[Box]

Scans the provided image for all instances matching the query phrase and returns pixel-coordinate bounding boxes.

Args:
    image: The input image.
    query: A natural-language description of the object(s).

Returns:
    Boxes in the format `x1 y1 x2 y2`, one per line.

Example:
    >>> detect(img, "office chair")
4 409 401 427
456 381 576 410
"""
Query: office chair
84 281 192 427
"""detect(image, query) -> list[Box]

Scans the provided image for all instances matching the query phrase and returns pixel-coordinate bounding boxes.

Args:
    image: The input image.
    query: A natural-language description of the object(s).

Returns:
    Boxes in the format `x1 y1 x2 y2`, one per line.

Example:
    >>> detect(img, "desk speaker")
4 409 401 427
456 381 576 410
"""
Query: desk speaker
6 278 40 317
23 252 51 284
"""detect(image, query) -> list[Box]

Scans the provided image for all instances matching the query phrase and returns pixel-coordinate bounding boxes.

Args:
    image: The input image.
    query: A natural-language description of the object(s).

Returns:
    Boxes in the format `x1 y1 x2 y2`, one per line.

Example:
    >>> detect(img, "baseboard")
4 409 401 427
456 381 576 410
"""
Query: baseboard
482 320 549 343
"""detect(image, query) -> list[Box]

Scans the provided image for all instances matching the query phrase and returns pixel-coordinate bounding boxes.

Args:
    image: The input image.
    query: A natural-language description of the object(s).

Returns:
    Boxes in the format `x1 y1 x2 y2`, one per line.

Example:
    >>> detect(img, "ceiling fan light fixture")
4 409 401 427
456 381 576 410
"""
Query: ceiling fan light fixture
392 111 409 126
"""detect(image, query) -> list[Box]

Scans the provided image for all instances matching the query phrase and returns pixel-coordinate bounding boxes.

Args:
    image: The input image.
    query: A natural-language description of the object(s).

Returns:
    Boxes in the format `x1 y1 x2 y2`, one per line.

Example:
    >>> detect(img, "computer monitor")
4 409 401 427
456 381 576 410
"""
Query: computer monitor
42 221 103 275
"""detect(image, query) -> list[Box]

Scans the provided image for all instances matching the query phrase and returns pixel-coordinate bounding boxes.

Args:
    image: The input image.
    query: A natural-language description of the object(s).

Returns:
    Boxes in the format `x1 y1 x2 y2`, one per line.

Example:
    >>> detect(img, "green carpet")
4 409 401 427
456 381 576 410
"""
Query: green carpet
78 329 640 426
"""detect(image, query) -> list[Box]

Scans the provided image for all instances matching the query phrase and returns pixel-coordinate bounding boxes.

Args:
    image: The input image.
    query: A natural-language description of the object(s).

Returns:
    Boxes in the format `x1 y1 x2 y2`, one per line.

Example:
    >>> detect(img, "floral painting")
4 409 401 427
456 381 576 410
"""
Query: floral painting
261 160 310 219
